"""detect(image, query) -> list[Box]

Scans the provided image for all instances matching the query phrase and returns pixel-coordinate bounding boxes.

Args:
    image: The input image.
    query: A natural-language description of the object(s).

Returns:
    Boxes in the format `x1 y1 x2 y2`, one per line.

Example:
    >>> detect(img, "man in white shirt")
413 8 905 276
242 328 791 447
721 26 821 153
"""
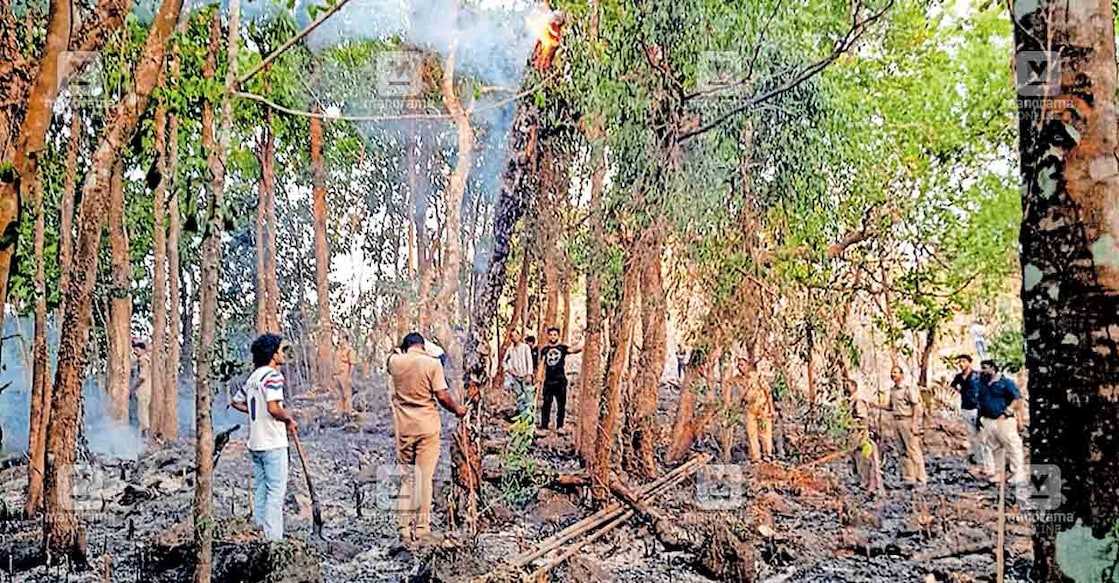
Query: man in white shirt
503 330 535 419
232 333 297 541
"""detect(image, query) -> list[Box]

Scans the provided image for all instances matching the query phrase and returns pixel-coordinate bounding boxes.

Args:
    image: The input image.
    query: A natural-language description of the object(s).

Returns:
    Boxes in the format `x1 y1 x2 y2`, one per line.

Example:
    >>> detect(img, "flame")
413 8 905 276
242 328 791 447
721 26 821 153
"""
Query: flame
526 6 563 70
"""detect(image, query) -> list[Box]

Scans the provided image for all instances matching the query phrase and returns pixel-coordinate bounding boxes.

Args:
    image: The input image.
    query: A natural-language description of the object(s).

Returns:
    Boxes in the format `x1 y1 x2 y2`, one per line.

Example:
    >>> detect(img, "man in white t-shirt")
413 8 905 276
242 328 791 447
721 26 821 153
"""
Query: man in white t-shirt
232 333 297 540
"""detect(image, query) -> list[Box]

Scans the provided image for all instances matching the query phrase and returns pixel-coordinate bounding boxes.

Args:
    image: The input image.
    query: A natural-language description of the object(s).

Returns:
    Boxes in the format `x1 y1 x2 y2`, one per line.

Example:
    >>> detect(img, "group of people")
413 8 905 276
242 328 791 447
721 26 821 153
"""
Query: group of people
227 326 1029 548
501 327 583 435
229 330 469 546
848 354 1026 492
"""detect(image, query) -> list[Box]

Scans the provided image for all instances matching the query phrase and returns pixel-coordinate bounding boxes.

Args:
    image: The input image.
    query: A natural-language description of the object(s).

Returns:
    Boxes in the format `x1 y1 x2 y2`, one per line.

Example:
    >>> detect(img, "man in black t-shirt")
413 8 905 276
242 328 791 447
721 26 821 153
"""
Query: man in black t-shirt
538 327 583 434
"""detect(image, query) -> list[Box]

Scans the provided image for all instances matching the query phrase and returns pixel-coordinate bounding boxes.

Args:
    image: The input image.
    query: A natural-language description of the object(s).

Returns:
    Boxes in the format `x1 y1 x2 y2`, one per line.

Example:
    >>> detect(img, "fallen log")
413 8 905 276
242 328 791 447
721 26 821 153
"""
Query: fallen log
517 454 714 578
510 453 712 567
913 540 996 561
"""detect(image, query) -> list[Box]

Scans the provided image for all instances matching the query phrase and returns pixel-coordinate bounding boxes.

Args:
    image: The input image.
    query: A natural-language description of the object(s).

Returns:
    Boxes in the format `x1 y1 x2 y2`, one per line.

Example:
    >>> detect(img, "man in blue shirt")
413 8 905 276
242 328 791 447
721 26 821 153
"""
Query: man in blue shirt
977 360 1026 485
949 354 991 471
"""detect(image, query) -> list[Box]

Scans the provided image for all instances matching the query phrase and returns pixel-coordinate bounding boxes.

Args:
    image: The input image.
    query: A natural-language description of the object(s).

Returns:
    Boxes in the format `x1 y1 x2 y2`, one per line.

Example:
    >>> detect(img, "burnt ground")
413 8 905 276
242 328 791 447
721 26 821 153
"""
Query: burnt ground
0 372 1033 582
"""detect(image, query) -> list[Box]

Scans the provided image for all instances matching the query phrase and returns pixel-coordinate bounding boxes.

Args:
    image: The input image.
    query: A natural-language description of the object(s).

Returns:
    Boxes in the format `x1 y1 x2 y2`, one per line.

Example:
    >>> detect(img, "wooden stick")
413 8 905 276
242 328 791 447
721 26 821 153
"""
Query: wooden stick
290 430 324 538
996 457 1006 583
511 454 710 565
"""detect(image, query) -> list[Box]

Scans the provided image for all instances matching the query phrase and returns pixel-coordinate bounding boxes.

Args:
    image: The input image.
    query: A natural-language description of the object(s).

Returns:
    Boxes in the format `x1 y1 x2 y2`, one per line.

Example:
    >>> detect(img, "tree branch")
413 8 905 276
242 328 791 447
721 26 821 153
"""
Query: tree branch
237 0 356 86
677 0 894 144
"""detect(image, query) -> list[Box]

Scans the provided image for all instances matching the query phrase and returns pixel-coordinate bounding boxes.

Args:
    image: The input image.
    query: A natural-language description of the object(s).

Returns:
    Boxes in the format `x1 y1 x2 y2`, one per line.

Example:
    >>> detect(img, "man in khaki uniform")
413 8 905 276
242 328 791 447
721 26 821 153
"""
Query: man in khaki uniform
332 330 357 413
737 358 774 462
387 332 468 546
131 340 153 437
846 379 882 494
886 365 927 486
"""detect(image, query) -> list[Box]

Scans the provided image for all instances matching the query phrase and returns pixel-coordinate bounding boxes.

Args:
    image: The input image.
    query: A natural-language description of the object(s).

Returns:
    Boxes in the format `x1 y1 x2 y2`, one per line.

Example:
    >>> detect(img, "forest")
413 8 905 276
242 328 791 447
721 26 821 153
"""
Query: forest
0 0 1116 581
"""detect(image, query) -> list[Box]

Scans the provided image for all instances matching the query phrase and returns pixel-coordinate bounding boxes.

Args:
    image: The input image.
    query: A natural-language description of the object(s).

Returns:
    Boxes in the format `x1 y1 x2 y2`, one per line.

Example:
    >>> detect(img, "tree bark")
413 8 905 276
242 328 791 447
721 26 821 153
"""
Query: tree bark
106 158 131 423
195 3 238 579
24 169 50 517
43 0 185 559
917 326 935 389
256 109 279 334
577 161 606 466
150 102 169 442
57 113 80 321
1013 1 1119 579
309 113 333 392
165 109 182 435
492 251 530 393
629 225 665 479
593 248 640 501
433 45 474 396
0 0 71 341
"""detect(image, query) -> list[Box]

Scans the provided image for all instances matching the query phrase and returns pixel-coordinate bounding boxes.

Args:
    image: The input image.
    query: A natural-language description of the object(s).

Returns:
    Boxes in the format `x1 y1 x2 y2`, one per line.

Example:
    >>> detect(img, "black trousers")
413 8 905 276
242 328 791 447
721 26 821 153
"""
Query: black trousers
540 382 568 429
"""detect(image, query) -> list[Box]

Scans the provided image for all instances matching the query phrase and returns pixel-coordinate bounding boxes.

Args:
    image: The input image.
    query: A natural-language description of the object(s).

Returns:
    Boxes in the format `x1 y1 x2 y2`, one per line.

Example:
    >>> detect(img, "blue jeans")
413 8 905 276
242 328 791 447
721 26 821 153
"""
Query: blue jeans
251 447 289 541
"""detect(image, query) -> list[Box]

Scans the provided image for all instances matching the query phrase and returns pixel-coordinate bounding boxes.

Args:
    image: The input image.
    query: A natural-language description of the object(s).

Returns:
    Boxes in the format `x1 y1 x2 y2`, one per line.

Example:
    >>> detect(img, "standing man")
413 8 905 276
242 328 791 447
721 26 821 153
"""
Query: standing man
387 332 468 546
503 330 535 419
131 339 153 437
737 358 774 462
537 327 582 435
846 378 882 494
231 333 297 541
977 359 1026 485
332 329 357 413
886 365 927 486
950 354 991 472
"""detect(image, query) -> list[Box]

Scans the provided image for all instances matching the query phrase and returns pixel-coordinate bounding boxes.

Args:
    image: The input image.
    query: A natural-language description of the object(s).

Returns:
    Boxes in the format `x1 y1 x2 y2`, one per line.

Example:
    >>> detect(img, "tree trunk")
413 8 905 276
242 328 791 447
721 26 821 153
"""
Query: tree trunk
917 326 935 389
43 0 184 560
577 161 606 466
629 226 665 479
492 251 529 393
106 158 131 423
309 113 333 392
256 108 279 334
150 101 169 442
0 0 71 341
165 109 182 436
433 45 474 396
1013 1 1119 579
592 247 640 501
805 320 817 405
667 344 722 463
195 4 237 580
57 113 80 321
24 169 50 517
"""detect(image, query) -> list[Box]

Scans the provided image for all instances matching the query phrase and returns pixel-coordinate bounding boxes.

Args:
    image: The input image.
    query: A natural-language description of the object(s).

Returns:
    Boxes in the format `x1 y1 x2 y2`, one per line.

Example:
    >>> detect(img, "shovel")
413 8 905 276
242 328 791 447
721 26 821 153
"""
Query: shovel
290 429 324 538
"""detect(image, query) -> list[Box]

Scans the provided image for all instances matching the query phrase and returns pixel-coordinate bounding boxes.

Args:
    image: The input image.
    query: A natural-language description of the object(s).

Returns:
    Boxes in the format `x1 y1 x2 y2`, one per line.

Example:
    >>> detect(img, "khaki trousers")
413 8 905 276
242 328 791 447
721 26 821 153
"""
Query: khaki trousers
396 431 440 538
136 380 152 431
895 416 927 484
979 416 1026 483
745 411 774 461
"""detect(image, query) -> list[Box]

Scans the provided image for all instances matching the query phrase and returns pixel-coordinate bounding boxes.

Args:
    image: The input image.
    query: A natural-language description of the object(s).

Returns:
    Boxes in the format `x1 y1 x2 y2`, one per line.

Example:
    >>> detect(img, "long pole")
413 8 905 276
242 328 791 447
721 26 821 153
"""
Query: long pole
291 430 325 538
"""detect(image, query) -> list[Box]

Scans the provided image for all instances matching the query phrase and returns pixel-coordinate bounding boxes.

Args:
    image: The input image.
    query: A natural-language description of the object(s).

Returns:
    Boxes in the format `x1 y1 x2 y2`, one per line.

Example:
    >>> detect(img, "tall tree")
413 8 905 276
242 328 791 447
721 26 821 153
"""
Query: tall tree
256 108 279 334
1012 0 1119 578
43 0 186 559
107 158 131 423
576 158 606 465
24 167 49 517
0 0 71 338
57 113 81 319
592 248 640 500
309 112 334 394
195 0 238 578
630 224 665 478
150 99 169 441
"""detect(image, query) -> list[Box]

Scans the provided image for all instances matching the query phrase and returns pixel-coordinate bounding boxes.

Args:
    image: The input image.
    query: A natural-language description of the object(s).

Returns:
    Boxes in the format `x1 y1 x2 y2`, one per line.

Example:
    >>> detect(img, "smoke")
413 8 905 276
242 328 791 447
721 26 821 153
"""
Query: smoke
0 314 249 459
